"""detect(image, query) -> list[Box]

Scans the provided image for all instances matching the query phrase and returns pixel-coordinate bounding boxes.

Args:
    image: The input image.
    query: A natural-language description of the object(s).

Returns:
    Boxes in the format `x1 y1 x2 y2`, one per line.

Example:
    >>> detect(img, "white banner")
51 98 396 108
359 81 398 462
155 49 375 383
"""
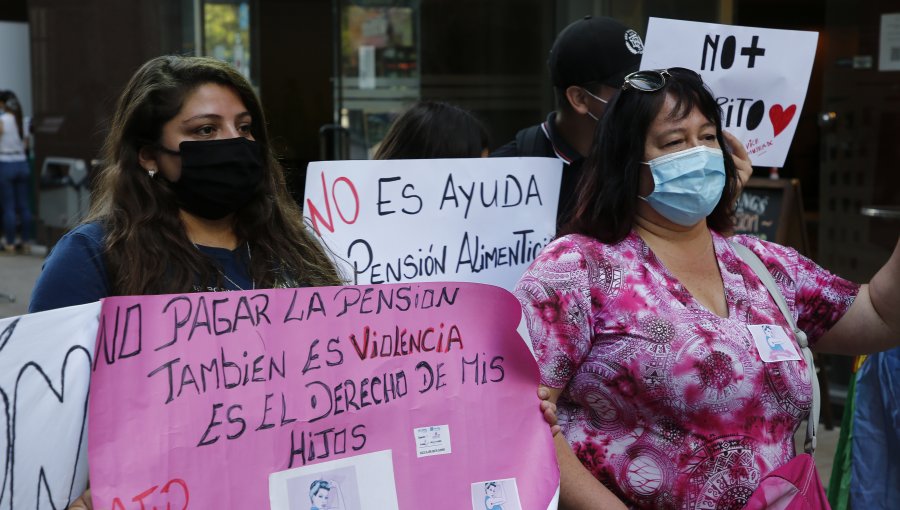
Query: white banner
641 18 818 167
303 157 562 291
0 302 100 509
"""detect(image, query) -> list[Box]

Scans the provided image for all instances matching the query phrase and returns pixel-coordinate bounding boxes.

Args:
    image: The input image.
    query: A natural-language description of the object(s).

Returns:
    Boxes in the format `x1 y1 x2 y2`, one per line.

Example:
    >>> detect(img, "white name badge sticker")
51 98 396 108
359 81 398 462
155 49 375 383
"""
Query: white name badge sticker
414 424 453 458
747 324 802 363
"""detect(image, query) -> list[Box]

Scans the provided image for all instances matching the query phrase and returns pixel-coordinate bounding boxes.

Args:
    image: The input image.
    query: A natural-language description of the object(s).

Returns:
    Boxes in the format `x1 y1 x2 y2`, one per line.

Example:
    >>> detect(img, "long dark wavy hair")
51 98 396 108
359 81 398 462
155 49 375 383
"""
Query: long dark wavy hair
373 101 489 159
87 55 342 295
563 68 738 243
0 90 25 139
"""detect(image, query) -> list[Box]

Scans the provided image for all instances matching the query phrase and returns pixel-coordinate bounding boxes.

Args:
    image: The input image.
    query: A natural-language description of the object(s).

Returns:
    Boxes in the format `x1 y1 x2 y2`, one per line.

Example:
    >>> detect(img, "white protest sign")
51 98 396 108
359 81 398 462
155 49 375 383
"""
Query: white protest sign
303 158 562 291
641 18 818 167
0 302 100 509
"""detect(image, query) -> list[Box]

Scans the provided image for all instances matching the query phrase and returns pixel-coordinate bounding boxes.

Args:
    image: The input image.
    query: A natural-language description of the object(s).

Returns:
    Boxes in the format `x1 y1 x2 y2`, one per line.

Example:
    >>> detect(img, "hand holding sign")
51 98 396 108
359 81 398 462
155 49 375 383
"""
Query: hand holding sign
65 489 92 510
724 130 753 194
641 18 818 167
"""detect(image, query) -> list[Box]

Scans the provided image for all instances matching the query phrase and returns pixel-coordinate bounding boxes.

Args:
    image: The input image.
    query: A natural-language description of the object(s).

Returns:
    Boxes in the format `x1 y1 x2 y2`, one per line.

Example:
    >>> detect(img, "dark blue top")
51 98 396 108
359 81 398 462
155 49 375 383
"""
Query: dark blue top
29 222 254 313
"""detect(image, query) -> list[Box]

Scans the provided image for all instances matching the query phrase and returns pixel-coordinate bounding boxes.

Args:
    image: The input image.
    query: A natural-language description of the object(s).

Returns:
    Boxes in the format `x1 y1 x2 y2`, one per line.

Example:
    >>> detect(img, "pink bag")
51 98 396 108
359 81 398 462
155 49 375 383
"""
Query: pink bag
745 453 830 510
731 243 830 510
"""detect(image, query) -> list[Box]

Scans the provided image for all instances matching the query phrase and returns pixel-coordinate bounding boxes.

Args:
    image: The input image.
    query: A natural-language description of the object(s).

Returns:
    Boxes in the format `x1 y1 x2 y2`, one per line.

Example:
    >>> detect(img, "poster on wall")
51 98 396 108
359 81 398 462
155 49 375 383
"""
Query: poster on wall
641 18 818 167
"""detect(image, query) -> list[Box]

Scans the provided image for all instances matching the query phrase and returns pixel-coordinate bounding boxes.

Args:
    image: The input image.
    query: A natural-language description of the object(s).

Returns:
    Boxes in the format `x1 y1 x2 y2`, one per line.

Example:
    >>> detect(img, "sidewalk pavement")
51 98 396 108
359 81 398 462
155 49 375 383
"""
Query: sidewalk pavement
0 247 843 487
0 246 46 318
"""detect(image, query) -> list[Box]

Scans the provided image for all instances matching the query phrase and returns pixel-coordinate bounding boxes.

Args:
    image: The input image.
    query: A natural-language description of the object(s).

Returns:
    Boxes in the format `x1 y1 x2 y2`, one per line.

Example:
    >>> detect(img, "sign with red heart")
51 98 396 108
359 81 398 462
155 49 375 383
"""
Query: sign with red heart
641 18 818 167
769 104 797 137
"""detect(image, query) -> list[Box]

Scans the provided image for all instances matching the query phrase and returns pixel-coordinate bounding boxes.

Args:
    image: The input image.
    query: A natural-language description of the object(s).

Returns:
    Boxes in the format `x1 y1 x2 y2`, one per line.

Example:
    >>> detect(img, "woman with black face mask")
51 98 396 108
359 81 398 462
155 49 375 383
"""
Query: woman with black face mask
29 55 343 312
33 56 561 510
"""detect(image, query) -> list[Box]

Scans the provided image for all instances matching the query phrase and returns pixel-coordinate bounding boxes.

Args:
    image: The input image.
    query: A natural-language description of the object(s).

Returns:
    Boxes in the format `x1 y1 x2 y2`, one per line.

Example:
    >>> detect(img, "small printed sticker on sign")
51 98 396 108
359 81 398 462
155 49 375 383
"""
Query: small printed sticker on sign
414 424 452 458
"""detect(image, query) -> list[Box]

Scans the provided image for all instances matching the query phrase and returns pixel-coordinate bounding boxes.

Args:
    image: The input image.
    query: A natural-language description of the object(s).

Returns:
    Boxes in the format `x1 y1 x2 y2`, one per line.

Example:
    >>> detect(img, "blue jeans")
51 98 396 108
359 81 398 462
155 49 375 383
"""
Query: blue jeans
0 159 33 246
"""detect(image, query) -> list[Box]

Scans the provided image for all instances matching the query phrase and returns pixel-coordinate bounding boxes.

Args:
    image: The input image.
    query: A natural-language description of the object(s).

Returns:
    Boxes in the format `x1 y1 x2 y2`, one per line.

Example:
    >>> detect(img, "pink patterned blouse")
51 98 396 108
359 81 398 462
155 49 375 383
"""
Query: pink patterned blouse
515 230 859 509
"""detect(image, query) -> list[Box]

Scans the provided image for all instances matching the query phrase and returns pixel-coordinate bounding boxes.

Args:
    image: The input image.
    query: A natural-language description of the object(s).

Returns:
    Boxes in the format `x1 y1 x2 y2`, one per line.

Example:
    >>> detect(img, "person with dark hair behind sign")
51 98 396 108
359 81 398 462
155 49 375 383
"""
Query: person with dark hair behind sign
492 16 753 229
515 67 900 509
373 100 490 160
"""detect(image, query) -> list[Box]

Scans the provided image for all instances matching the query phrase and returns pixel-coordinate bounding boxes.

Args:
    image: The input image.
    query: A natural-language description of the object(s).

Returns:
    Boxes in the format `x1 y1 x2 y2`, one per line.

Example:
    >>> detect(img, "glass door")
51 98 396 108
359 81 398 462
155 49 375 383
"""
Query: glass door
197 0 258 85
335 0 421 159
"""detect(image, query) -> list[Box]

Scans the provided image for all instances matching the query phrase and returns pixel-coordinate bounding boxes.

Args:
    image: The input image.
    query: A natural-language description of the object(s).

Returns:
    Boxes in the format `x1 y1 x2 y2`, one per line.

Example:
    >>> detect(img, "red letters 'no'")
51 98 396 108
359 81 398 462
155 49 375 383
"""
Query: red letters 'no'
306 173 360 235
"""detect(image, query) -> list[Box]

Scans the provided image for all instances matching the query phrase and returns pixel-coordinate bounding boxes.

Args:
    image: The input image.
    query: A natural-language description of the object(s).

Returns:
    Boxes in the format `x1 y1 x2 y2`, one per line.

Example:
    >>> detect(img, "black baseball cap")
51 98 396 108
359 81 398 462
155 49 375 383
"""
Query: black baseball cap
549 16 644 89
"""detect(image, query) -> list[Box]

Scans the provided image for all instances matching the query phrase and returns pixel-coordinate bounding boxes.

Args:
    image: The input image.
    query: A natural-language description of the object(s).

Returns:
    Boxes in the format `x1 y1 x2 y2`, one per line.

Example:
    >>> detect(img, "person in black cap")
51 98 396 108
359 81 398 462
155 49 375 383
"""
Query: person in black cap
492 16 751 230
491 16 643 229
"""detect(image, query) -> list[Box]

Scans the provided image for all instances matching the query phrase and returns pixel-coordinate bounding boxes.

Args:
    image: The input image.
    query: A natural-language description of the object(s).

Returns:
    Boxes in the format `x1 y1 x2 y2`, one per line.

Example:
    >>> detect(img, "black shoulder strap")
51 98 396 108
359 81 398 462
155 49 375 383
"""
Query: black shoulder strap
515 124 547 157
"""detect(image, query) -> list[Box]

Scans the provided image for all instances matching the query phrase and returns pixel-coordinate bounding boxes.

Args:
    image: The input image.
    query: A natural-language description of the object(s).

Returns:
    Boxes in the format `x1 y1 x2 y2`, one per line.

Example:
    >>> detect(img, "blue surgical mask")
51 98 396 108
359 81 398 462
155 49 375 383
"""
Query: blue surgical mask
639 145 726 226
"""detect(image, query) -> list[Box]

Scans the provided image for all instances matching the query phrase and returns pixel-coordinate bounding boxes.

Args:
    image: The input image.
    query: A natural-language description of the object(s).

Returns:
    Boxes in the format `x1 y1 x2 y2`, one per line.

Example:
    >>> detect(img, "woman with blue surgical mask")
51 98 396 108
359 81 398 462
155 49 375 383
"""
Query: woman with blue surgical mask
515 67 900 509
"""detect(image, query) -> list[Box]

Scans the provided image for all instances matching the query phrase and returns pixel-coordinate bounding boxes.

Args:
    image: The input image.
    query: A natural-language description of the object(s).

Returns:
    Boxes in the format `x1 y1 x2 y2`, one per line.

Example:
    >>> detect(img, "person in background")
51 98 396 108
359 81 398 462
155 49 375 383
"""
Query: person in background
0 89 33 254
492 16 752 229
373 100 489 159
516 67 900 509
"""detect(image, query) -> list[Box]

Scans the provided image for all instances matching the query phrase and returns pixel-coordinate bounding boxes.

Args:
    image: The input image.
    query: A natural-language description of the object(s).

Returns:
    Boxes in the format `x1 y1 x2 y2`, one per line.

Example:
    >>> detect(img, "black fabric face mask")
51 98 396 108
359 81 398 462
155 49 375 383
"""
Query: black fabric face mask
161 137 264 220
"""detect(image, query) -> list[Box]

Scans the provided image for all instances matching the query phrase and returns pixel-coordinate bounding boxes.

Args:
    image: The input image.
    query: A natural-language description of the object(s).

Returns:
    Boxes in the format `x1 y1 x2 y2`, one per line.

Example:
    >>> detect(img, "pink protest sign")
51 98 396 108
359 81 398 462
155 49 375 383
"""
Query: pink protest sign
88 283 559 509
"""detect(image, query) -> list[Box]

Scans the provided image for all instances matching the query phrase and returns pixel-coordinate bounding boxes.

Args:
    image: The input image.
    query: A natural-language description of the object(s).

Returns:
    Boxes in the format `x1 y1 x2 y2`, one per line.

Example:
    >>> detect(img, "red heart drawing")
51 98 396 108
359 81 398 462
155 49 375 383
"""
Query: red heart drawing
769 104 796 137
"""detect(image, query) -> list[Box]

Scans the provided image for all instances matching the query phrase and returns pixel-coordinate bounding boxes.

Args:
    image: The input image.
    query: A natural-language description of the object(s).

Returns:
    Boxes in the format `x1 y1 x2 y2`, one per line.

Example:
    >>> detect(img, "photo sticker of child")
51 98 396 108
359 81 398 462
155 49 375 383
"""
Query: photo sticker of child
484 481 505 510
309 479 335 510
762 324 795 360
273 451 393 510
470 478 522 510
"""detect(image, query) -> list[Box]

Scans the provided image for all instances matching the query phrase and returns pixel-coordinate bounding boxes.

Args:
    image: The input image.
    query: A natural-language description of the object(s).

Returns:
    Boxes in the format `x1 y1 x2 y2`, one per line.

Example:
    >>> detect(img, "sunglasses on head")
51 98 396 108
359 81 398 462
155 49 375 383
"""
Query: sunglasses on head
621 67 703 92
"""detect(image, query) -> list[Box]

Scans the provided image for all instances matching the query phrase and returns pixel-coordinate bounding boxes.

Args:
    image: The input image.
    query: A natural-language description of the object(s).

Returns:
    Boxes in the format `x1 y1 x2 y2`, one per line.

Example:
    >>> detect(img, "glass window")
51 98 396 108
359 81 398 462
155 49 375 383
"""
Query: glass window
201 0 255 83
338 0 420 158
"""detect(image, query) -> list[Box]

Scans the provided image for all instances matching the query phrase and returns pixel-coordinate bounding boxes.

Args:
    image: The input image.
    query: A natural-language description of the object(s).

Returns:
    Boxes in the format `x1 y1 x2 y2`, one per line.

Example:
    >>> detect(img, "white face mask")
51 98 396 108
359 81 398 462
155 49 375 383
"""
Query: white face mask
580 87 607 121
580 87 609 104
639 145 726 226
